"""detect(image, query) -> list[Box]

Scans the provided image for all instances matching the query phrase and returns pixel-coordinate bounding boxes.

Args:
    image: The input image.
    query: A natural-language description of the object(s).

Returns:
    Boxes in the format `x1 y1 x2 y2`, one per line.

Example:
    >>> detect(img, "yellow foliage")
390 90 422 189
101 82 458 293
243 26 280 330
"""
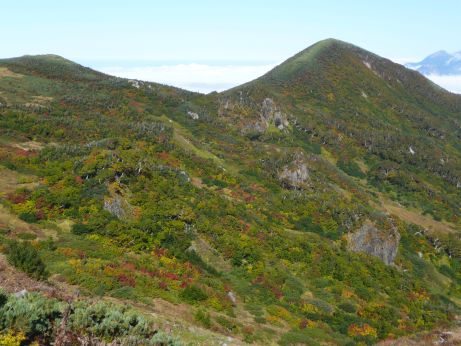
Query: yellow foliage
347 323 377 338
57 247 77 257
269 305 292 321
266 314 282 326
0 330 26 346
301 303 319 314
208 296 223 310
160 255 175 266
11 200 35 214
87 233 102 241
342 289 355 298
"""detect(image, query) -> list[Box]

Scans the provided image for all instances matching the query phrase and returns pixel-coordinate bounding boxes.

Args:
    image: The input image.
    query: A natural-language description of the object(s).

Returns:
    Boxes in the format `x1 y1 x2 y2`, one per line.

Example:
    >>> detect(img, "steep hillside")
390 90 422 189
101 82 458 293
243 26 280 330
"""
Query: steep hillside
1 41 461 345
220 39 461 226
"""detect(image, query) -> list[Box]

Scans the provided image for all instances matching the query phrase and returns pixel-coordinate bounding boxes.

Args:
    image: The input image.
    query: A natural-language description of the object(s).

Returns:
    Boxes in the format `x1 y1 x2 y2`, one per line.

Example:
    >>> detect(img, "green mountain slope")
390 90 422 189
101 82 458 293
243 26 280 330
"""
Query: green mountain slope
0 40 461 345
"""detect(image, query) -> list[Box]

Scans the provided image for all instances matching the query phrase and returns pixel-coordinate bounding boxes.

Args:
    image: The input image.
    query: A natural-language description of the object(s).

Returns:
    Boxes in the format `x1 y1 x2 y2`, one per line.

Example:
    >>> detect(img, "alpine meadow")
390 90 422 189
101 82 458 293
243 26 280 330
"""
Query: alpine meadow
1 36 461 345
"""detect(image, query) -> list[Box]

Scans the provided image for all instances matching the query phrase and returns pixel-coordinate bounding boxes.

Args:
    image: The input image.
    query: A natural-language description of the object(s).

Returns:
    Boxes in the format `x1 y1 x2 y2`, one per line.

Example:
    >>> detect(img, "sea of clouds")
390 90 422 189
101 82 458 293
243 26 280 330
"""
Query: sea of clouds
425 74 461 94
93 61 461 95
97 63 277 94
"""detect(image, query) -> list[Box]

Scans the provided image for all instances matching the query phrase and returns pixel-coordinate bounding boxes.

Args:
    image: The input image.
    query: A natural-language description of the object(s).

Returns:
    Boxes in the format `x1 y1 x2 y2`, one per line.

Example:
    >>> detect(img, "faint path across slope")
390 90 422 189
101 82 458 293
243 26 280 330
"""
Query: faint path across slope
376 326 461 345
375 195 457 234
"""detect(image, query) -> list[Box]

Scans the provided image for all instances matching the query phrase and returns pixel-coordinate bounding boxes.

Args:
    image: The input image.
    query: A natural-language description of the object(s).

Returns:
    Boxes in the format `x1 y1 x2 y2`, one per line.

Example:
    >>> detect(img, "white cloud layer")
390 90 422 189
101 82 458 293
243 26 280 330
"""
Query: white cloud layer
425 74 461 94
96 63 461 95
97 63 277 94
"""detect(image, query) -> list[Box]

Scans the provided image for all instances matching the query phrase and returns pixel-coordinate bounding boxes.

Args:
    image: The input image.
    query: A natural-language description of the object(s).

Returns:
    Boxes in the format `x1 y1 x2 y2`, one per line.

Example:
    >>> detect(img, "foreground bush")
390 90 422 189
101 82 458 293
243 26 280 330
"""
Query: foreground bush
6 241 48 280
0 291 182 345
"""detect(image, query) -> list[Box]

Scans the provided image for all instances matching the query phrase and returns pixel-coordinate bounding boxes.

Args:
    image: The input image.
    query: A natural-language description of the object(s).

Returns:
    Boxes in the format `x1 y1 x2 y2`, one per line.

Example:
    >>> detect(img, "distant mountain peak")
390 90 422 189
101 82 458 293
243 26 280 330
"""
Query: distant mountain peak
0 53 108 81
406 49 461 76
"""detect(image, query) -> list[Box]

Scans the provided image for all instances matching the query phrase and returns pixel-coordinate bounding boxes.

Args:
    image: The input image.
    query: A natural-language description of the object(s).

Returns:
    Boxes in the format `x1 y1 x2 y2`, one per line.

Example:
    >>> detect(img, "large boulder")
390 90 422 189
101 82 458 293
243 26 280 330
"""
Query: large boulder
346 220 400 265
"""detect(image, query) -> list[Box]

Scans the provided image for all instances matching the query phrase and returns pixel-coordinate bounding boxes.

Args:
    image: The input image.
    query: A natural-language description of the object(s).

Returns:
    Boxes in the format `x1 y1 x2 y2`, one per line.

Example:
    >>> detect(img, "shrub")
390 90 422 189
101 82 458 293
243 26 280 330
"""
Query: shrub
0 290 7 308
0 293 62 342
71 223 92 235
194 309 211 328
339 302 357 314
180 285 208 303
0 330 26 346
184 250 218 275
337 159 365 178
18 212 38 223
215 316 238 332
6 241 48 280
150 330 182 346
69 301 151 339
17 233 37 240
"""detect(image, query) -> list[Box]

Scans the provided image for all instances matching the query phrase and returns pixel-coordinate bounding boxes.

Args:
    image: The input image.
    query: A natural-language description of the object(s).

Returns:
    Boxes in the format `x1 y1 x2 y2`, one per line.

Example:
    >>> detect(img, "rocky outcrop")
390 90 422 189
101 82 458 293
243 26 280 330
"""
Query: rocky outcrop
187 111 199 120
346 220 400 265
260 98 289 131
278 151 310 189
219 96 290 135
103 194 131 220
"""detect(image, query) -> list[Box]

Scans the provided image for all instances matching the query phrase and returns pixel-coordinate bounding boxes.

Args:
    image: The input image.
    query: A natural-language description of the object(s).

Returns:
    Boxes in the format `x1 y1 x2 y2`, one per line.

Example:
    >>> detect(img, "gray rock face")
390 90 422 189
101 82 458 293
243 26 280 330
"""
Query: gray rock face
103 195 129 219
278 152 309 189
260 98 289 131
187 111 199 120
347 221 400 265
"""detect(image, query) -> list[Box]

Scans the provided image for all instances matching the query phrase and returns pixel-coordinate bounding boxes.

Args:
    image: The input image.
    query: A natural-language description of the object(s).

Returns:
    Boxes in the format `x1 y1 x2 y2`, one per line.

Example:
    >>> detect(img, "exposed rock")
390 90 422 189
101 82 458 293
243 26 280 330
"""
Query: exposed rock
103 194 130 219
278 151 310 189
409 146 415 155
128 79 141 89
260 98 289 131
227 291 237 306
220 96 291 135
14 289 28 297
347 220 400 265
187 111 199 120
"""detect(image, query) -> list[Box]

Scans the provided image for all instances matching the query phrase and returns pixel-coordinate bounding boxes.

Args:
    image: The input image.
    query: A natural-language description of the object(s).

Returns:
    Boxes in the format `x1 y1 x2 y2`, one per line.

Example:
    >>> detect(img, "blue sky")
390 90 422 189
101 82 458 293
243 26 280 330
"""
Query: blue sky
3 1 461 92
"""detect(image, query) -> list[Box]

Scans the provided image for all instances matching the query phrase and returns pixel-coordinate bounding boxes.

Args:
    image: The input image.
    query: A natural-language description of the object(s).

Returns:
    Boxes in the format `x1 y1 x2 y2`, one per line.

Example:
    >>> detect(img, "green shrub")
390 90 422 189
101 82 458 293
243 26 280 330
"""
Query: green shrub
6 241 48 280
337 159 365 178
150 330 183 345
18 212 38 223
69 301 151 339
71 223 92 235
0 290 7 308
184 250 219 275
17 233 37 240
215 316 238 332
0 292 63 342
194 309 211 328
339 302 357 314
180 285 208 303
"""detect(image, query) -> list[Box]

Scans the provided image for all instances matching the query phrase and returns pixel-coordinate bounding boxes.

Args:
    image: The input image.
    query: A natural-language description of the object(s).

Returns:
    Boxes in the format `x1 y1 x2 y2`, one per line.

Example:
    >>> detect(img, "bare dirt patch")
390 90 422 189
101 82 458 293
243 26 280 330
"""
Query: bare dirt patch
0 67 23 79
0 165 38 195
11 141 45 151
0 205 52 239
32 95 53 104
0 254 52 294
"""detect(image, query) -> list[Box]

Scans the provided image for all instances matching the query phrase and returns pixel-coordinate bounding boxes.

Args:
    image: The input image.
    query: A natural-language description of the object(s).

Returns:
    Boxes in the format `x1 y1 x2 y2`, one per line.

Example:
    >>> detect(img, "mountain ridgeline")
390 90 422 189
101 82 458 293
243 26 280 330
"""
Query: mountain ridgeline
1 39 461 345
